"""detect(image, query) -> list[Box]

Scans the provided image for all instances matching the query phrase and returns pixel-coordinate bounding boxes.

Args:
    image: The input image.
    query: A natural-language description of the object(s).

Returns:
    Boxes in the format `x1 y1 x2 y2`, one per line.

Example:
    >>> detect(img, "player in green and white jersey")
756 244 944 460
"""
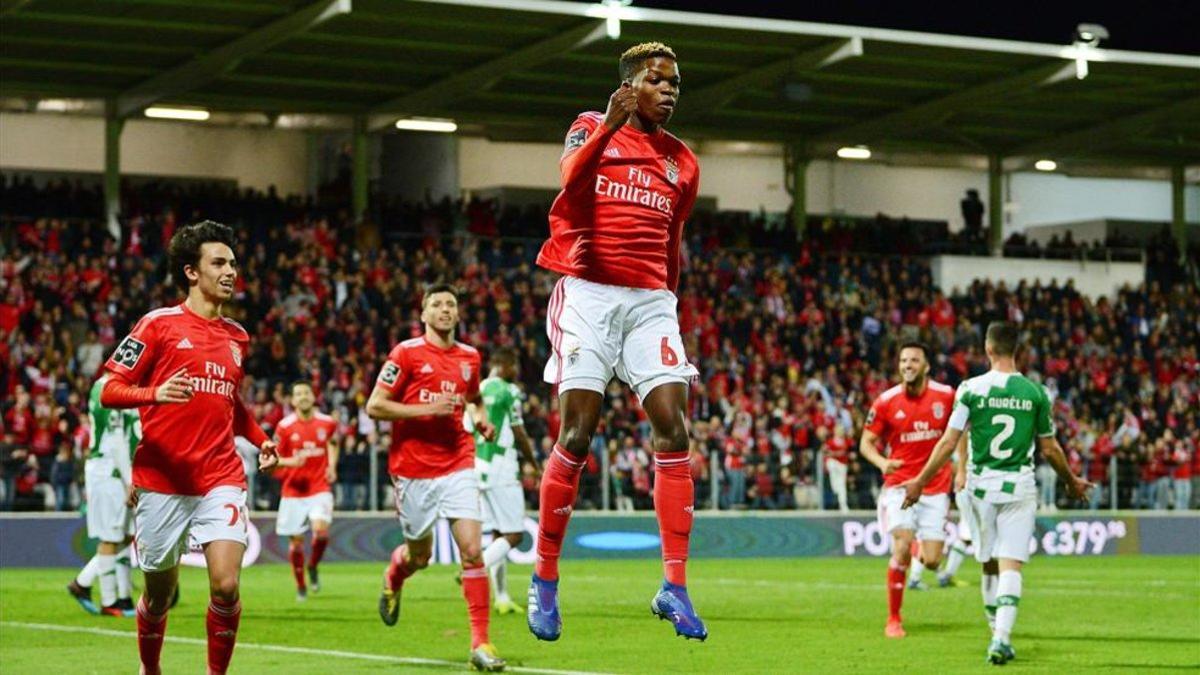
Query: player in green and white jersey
67 374 141 617
902 322 1090 665
467 347 540 614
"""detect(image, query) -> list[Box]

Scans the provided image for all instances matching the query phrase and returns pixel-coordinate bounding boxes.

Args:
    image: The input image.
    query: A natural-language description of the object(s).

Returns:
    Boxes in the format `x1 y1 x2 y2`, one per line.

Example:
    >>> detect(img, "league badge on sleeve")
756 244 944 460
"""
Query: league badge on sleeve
565 127 587 152
112 336 146 370
380 361 400 386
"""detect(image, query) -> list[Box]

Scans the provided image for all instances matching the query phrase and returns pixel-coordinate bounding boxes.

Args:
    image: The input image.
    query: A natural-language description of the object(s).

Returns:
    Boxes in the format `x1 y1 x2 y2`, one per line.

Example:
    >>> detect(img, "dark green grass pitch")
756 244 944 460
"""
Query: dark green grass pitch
1 557 1197 673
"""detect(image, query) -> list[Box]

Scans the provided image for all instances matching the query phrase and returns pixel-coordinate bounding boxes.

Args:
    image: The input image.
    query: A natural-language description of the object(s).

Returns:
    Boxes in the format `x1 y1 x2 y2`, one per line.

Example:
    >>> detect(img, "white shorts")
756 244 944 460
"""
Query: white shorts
392 469 481 541
966 496 1036 564
877 486 949 542
276 491 334 537
481 483 525 534
544 276 698 401
134 485 248 572
955 490 973 542
85 474 133 542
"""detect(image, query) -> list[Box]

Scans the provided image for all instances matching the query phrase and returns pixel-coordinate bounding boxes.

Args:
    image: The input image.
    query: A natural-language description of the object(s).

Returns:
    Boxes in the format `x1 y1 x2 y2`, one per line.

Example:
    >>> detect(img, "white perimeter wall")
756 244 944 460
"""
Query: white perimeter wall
0 112 309 195
459 137 1199 235
931 255 1145 301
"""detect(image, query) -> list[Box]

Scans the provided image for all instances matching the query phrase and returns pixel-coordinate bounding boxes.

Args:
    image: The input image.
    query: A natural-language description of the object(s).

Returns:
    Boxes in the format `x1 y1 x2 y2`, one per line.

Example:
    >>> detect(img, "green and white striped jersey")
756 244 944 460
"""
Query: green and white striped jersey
87 374 140 485
949 370 1055 503
469 377 524 488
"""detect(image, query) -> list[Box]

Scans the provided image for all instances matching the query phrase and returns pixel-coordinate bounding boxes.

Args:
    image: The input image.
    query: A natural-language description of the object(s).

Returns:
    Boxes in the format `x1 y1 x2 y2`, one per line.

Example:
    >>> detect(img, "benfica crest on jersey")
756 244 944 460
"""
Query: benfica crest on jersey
229 341 242 367
932 402 945 419
461 363 472 382
664 156 679 184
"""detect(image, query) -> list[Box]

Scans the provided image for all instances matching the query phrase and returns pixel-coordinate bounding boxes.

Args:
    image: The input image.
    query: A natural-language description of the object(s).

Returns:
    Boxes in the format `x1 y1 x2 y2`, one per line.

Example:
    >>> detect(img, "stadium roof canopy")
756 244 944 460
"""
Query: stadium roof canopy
2 0 1199 167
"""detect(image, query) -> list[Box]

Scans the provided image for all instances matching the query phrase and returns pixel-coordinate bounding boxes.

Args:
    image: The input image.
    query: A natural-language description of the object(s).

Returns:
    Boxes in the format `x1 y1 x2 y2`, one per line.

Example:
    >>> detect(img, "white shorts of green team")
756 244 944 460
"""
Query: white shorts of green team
544 276 698 402
960 494 1037 563
85 472 134 543
877 485 949 541
133 485 248 572
275 491 334 537
480 483 525 534
392 469 481 541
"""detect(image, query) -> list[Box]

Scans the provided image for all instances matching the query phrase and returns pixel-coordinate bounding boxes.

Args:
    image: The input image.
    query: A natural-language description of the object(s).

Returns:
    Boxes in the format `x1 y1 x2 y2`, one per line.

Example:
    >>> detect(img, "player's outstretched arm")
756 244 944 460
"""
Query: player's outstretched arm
858 428 902 476
364 385 452 421
901 428 962 508
1038 436 1093 501
101 368 193 408
953 432 969 491
513 424 540 477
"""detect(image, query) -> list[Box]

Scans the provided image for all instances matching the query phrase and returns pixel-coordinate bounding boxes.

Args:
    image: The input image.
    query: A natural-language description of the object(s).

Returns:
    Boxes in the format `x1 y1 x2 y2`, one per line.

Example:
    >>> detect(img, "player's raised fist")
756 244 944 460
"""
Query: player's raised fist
258 439 279 472
155 368 193 403
603 82 638 130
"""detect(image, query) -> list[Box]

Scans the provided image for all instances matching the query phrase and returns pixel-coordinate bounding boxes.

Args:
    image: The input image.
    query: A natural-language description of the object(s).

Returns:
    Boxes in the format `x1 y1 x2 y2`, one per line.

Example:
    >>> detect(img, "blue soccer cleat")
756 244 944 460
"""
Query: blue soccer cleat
651 581 708 641
527 574 562 641
66 580 99 615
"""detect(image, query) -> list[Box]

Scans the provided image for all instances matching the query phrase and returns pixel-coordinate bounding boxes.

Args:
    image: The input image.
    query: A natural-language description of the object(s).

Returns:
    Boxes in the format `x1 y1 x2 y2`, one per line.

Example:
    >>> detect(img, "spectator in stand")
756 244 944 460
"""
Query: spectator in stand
822 425 851 513
49 442 75 511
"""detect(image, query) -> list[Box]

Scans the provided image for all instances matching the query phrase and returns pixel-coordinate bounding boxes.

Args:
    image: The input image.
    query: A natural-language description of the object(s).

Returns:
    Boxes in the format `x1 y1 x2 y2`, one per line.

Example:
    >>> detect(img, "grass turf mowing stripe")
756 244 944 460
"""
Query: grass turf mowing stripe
0 621 616 675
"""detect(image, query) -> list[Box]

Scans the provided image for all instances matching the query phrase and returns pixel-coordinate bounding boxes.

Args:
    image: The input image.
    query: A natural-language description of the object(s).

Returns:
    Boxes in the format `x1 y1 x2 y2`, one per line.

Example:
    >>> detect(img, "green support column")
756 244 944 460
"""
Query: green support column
1171 164 1186 265
104 100 124 240
352 116 369 223
988 153 1003 256
788 145 809 241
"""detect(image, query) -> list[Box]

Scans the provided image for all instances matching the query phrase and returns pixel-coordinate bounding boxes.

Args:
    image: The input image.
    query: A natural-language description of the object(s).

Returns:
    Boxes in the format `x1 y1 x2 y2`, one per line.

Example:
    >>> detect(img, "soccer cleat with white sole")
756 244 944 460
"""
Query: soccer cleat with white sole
526 575 561 641
469 643 506 672
651 581 708 641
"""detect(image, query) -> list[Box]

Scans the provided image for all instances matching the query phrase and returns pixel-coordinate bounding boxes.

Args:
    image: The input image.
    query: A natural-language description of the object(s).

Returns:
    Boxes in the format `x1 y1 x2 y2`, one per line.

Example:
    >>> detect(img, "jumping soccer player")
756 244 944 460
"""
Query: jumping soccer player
859 341 955 638
273 380 339 601
68 373 139 617
471 346 540 614
367 283 505 672
529 41 705 642
902 322 1091 664
101 220 278 675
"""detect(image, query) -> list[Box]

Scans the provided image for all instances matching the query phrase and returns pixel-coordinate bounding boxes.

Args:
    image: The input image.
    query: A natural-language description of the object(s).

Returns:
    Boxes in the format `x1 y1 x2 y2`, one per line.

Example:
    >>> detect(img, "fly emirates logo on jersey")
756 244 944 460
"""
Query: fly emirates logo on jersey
899 420 942 444
417 380 464 406
595 167 674 216
189 361 236 398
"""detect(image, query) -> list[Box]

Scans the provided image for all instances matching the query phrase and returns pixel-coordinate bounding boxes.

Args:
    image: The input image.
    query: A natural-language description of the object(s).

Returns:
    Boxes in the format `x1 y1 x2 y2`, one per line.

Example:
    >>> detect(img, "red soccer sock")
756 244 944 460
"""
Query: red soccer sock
461 563 490 648
385 544 415 591
653 451 694 587
534 446 585 581
289 541 306 592
887 561 907 622
206 597 241 674
136 596 168 675
310 533 329 569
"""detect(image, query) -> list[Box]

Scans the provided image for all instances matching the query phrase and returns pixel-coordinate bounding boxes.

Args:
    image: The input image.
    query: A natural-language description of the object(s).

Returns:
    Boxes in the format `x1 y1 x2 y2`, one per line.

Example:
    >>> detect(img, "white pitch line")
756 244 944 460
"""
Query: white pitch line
0 621 616 675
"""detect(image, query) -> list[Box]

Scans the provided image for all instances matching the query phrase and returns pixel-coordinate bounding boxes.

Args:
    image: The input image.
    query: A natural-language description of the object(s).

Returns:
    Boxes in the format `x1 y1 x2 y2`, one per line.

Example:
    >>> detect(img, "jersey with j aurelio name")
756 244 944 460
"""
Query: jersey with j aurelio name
948 370 1055 503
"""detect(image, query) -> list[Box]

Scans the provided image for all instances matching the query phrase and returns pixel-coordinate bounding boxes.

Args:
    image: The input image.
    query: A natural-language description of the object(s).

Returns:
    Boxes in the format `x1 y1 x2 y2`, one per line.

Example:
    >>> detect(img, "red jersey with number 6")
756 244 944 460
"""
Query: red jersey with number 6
275 412 338 498
865 381 956 494
103 303 252 496
537 112 699 292
375 336 481 479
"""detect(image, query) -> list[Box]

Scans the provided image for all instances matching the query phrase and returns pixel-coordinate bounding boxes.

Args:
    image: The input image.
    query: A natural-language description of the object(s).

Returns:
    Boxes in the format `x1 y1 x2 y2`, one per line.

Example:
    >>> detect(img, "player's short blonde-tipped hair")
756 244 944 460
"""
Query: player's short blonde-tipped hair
619 42 677 81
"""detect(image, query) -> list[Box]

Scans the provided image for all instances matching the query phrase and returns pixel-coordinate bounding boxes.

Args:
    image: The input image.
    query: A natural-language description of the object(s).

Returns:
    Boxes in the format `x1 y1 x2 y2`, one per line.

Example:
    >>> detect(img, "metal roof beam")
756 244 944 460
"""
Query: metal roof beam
366 19 606 131
115 0 351 117
1007 95 1200 158
683 38 861 116
819 60 1073 144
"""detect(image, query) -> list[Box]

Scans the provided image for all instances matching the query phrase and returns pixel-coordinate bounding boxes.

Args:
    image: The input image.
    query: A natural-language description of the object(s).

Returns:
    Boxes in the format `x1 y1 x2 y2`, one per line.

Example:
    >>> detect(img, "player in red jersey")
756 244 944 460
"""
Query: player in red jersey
100 220 278 675
366 283 504 672
859 341 955 638
529 41 706 643
273 380 339 601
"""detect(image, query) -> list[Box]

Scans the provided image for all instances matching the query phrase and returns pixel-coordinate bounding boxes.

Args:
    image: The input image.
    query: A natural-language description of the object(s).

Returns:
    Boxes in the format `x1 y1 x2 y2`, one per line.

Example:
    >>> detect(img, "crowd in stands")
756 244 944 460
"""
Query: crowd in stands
1 176 1197 514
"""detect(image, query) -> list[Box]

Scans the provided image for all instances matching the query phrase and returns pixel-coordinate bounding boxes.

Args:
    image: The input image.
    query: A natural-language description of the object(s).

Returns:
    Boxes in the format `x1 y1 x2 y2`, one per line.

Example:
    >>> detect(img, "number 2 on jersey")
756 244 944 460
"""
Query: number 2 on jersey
989 414 1016 459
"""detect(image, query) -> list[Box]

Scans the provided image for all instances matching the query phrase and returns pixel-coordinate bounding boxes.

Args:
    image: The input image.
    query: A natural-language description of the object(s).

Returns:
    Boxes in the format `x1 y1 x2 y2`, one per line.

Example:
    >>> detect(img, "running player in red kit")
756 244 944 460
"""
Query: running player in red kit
529 42 705 642
367 283 505 672
100 220 278 675
858 341 955 638
273 380 339 601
